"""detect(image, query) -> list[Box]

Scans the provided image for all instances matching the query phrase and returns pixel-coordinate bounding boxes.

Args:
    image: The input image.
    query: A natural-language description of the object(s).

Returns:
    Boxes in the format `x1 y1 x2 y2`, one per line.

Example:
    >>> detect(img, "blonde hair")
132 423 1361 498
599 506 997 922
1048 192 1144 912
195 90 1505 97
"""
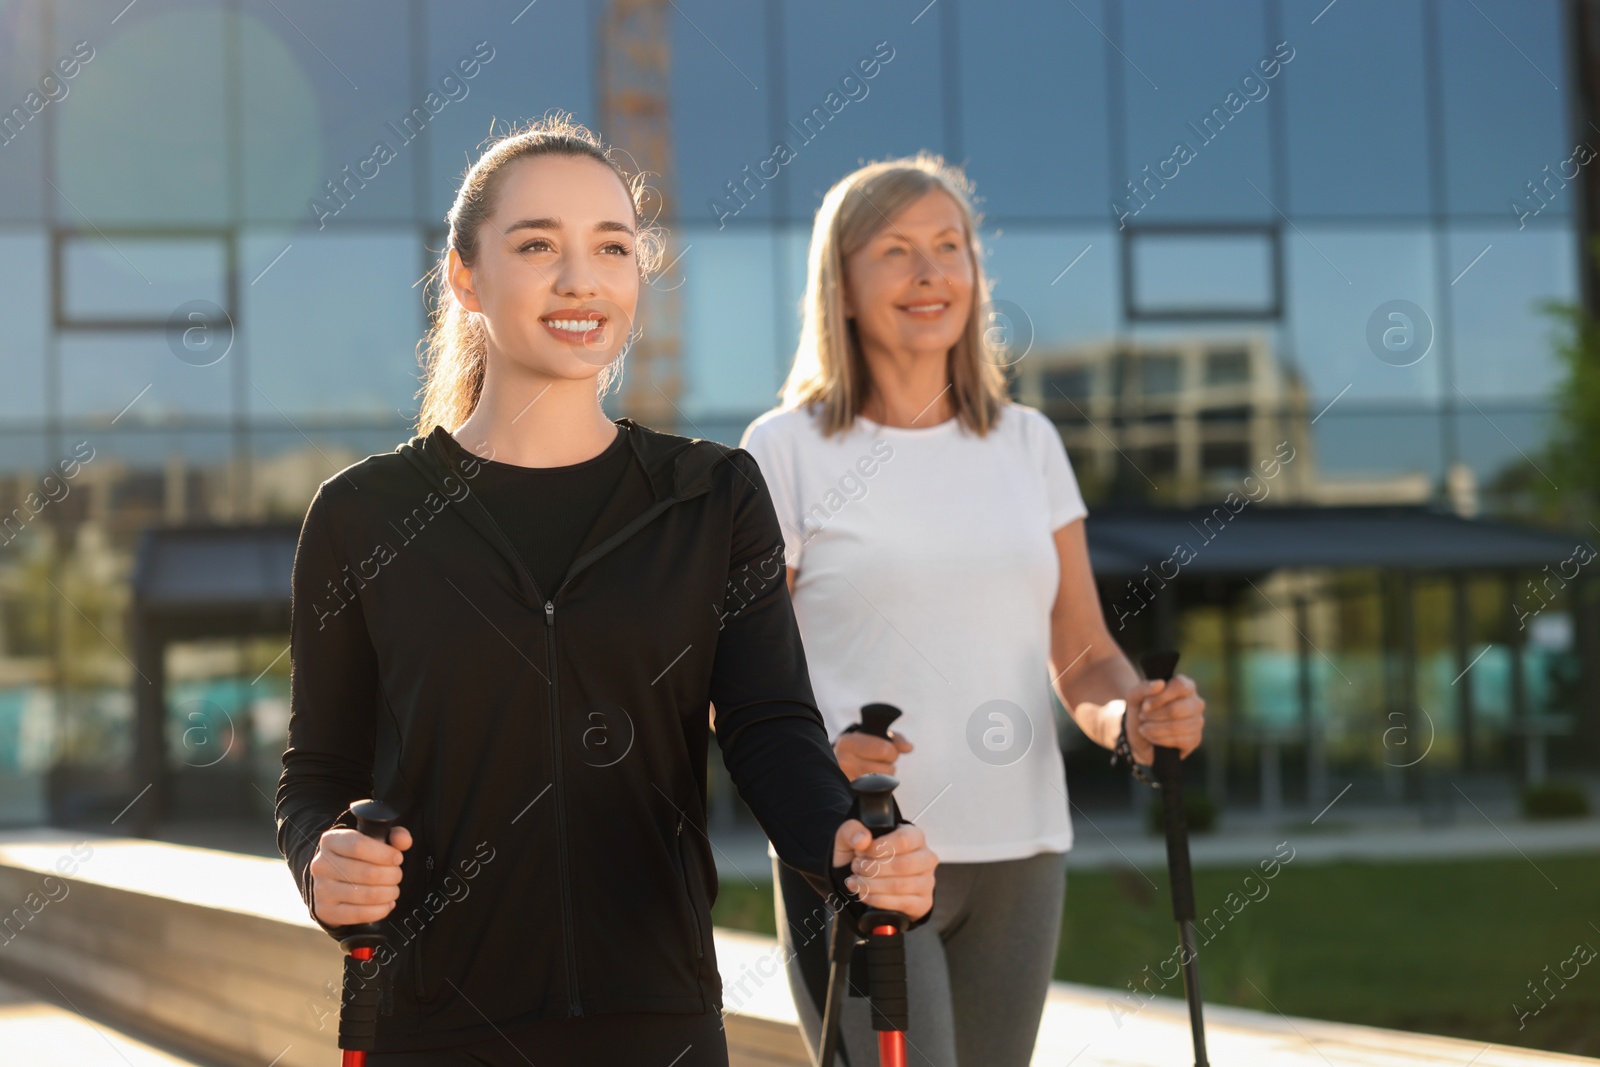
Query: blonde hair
778 151 1009 438
414 111 666 435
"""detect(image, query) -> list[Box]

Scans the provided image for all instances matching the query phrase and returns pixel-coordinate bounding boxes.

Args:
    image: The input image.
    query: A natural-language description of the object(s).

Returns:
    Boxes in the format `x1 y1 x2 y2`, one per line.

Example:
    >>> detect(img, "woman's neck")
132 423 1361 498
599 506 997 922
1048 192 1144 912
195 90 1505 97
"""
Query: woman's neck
857 340 956 428
453 365 618 468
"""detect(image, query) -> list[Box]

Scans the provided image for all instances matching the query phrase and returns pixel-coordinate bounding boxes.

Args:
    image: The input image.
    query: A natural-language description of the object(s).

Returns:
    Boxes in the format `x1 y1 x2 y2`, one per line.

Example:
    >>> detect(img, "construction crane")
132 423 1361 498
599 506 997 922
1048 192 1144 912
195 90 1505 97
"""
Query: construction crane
598 0 684 431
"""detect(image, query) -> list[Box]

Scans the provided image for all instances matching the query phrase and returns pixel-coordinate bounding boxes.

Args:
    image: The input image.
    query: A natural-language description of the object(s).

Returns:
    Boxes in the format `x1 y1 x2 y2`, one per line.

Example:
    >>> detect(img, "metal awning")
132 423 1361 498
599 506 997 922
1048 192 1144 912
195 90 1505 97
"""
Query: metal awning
131 523 299 623
1083 504 1584 578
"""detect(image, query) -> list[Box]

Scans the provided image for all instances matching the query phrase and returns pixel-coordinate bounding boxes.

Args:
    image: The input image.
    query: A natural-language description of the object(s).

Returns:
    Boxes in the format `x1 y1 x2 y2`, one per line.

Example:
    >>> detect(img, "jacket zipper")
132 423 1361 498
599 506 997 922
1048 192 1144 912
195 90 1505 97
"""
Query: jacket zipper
413 849 434 999
413 791 437 1001
401 431 721 1016
546 597 583 1015
676 814 705 959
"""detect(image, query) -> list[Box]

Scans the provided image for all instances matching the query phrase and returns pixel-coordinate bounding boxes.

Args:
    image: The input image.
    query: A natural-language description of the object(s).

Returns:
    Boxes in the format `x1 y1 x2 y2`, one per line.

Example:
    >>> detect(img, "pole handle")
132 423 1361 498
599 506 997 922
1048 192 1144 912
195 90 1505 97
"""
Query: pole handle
337 799 399 1056
1139 652 1196 924
859 703 902 740
1139 651 1210 1066
338 798 399 954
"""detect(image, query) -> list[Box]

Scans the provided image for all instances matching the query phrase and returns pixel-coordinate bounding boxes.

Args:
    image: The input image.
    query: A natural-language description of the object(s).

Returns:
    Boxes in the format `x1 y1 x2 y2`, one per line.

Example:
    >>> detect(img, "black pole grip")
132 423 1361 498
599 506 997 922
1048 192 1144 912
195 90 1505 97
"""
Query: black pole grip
1140 651 1210 1067
846 774 910 1033
863 925 909 1031
859 702 902 740
849 772 900 839
1140 652 1196 924
337 798 400 953
353 797 400 843
337 798 400 1052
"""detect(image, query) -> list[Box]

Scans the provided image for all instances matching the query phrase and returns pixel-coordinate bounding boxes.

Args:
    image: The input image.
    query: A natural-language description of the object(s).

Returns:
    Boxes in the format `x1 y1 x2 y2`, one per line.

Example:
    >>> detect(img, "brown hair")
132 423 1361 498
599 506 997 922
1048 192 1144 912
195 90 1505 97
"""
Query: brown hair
778 151 1010 438
414 111 666 435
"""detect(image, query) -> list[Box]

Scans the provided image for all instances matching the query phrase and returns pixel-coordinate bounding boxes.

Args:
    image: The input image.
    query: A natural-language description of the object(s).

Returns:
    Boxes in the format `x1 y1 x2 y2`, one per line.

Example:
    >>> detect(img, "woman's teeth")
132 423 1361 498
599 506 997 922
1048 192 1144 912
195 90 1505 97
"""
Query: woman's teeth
545 319 602 332
903 303 947 313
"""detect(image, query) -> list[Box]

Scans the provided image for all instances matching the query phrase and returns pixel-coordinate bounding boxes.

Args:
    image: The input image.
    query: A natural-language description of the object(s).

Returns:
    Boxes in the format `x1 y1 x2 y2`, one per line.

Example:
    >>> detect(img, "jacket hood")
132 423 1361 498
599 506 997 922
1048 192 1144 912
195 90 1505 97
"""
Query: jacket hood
393 417 736 606
399 417 731 502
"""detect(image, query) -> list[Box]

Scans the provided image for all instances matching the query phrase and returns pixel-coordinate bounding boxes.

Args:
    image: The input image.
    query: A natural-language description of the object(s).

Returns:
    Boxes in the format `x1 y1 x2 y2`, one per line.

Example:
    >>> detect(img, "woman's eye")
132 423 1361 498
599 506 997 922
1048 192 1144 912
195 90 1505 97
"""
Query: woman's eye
519 239 552 253
602 242 632 256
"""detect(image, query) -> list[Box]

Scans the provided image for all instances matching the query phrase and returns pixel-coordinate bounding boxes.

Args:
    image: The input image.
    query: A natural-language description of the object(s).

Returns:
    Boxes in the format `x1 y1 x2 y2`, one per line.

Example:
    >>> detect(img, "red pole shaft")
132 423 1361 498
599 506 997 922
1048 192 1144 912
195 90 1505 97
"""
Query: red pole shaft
871 924 907 1067
342 946 375 1067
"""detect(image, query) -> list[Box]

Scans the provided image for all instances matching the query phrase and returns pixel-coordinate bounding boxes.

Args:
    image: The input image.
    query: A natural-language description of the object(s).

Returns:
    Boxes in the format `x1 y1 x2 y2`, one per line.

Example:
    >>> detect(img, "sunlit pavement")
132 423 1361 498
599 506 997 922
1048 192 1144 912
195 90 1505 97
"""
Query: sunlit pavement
715 928 1600 1066
2 820 1591 1066
0 975 226 1067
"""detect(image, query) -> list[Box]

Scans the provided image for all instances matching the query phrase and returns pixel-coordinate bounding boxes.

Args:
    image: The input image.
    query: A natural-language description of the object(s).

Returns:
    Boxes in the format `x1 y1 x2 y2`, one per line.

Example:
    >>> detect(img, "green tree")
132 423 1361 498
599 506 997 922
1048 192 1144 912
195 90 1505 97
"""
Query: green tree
1536 238 1600 525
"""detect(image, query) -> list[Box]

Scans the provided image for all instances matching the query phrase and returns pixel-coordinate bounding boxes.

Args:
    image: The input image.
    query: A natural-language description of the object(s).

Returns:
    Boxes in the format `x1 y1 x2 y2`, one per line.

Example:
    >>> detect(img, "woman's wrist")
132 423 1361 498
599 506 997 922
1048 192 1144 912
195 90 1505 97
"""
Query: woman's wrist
1110 702 1157 787
1100 698 1127 750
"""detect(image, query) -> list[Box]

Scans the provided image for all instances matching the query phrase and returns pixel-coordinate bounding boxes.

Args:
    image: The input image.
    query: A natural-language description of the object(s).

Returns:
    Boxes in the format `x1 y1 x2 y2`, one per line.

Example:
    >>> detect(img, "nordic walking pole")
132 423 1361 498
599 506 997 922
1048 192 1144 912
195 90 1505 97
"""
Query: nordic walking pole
1140 650 1210 1067
819 771 910 1067
819 703 910 1067
337 798 399 1066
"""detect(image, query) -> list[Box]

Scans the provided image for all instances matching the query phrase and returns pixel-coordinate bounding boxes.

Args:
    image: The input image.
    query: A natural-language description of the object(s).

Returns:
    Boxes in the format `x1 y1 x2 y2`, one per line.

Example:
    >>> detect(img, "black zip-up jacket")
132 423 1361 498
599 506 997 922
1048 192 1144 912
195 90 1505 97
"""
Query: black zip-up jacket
275 418 912 1052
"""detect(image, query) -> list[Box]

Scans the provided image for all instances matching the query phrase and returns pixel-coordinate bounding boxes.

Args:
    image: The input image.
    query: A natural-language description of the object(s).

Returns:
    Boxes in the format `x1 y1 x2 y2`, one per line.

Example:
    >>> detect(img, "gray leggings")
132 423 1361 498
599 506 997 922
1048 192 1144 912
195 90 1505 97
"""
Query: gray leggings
772 849 1066 1067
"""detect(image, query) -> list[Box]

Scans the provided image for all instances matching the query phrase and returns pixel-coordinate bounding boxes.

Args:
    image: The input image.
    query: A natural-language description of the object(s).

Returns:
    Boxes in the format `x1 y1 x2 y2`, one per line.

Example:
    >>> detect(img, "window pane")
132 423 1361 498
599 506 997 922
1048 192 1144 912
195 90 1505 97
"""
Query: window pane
60 333 233 421
0 3 48 222
980 226 1118 350
670 0 774 227
243 230 425 419
1283 225 1440 403
423 0 594 225
674 227 780 423
1310 408 1444 486
958 0 1109 221
1454 406 1557 503
62 236 227 322
0 231 48 420
1118 0 1275 223
251 425 404 517
53 2 228 224
1447 225 1576 400
0 431 49 480
776 223 812 352
1129 230 1276 317
241 0 415 225
777 2 944 222
1283 0 1430 216
1205 347 1251 385
1137 353 1182 396
1437 0 1571 217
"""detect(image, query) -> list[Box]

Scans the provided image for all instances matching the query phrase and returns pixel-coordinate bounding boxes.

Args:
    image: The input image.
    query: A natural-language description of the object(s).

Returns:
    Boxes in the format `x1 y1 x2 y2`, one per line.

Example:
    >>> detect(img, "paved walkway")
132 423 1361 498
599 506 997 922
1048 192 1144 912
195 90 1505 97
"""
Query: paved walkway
710 929 1600 1066
0 976 225 1067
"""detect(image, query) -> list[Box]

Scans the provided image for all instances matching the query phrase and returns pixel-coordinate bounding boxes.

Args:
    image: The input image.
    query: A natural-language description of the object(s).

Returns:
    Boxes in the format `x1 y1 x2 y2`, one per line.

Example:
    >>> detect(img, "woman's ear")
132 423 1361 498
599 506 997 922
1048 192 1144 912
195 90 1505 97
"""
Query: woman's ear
447 247 482 313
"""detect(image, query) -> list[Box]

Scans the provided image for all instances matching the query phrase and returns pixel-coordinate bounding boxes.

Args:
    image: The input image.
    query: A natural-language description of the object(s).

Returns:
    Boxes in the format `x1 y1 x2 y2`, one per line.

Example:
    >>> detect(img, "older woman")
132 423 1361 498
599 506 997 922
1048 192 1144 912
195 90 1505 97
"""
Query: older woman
741 153 1206 1067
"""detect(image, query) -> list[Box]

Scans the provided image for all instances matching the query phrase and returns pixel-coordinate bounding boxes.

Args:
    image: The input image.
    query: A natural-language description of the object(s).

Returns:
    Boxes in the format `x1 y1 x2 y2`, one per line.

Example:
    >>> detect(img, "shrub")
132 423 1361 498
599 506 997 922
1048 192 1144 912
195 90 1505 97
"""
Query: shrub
1521 781 1590 820
1146 790 1217 835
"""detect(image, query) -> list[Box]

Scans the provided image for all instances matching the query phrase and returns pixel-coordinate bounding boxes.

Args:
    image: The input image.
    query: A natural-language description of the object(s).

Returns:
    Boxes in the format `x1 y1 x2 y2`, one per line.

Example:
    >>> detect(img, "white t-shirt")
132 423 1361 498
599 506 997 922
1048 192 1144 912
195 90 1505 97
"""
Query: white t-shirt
740 400 1090 864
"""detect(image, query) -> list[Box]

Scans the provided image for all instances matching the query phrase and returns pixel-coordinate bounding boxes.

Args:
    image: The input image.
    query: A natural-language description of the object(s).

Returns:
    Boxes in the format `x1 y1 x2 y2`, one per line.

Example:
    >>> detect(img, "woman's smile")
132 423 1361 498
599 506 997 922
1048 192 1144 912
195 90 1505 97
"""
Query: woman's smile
540 308 607 344
897 300 950 320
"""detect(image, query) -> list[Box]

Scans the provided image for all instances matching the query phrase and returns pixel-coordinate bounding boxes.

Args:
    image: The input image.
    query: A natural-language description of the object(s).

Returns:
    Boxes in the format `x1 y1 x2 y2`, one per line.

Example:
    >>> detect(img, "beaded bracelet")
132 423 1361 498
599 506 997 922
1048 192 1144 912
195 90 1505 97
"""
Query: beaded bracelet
1111 710 1158 787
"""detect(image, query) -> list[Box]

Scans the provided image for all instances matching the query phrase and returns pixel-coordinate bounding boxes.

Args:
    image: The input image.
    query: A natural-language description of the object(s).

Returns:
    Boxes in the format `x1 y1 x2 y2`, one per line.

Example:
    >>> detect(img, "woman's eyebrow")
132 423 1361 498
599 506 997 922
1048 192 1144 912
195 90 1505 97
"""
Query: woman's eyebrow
503 216 636 237
879 225 961 240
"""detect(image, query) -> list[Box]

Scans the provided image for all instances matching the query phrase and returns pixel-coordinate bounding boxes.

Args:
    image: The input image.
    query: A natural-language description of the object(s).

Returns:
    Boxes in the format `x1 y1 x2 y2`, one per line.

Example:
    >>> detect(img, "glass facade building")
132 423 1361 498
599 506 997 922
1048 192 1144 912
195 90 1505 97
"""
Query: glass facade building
0 0 1586 823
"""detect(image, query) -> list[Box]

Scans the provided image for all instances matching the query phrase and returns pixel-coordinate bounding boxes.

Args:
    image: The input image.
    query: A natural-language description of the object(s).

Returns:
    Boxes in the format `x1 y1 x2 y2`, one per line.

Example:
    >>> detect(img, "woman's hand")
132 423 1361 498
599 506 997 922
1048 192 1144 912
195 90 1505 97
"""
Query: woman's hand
832 819 937 921
310 824 413 927
1124 674 1205 764
834 729 913 781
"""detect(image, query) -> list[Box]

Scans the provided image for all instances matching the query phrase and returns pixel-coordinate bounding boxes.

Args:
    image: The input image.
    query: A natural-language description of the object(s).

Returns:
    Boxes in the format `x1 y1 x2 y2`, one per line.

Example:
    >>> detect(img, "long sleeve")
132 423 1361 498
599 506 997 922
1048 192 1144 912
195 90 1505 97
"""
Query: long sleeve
275 483 378 940
709 451 930 928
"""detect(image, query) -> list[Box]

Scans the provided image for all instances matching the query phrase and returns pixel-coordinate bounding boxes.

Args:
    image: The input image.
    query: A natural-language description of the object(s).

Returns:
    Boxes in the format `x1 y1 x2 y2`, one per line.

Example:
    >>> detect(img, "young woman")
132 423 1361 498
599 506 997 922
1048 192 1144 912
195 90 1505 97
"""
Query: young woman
740 154 1208 1067
274 115 936 1067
